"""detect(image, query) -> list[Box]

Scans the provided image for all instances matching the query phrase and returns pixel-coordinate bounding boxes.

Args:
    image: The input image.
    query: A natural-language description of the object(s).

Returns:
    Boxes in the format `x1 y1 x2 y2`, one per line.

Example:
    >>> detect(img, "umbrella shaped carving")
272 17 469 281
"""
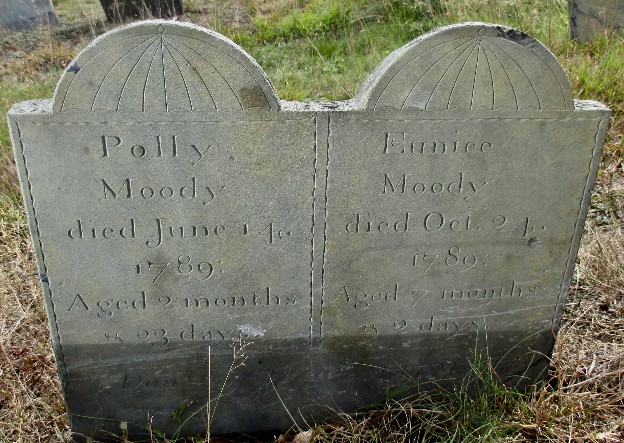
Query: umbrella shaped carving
358 23 574 111
53 21 280 112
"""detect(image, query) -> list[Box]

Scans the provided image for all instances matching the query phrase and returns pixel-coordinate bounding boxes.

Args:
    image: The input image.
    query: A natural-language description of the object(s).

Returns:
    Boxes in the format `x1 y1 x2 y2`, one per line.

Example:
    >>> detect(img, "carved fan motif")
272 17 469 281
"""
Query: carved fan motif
53 21 280 112
358 23 574 111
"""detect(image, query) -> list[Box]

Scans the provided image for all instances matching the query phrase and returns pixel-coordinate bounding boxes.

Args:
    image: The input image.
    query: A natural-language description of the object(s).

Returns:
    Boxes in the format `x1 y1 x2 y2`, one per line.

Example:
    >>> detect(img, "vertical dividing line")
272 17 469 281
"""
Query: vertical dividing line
310 115 318 345
207 345 211 439
320 114 331 338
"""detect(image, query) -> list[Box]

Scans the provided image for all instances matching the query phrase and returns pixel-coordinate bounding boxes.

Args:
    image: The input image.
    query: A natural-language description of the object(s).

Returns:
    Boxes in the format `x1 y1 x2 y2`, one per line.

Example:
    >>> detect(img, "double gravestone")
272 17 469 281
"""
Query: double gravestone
8 20 609 440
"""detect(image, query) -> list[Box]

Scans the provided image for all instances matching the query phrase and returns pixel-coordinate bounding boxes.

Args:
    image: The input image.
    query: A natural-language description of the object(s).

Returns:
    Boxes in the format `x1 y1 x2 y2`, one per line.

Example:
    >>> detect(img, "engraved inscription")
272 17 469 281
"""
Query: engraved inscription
65 218 295 248
67 292 147 317
383 132 494 154
333 284 399 309
135 255 217 283
412 246 487 273
383 173 488 200
183 287 297 309
101 177 226 206
390 317 482 335
344 212 546 237
345 212 474 233
145 218 226 248
65 287 299 317
105 324 266 348
121 372 180 390
440 280 537 300
100 135 213 165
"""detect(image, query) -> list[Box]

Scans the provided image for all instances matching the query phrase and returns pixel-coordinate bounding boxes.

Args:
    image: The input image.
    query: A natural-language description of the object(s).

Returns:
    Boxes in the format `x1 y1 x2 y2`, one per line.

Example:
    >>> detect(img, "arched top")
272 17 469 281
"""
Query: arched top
355 22 574 111
52 20 280 113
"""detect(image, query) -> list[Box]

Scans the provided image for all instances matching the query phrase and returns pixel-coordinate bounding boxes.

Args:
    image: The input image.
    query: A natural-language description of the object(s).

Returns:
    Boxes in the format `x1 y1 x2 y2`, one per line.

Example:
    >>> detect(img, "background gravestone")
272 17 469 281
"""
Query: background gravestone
99 0 183 21
8 20 609 441
569 0 624 41
0 0 58 30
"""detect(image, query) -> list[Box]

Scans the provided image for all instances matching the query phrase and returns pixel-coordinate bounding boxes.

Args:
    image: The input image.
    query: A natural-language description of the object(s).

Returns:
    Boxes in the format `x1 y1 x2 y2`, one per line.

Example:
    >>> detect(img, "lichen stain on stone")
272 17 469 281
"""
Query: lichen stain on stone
239 85 269 109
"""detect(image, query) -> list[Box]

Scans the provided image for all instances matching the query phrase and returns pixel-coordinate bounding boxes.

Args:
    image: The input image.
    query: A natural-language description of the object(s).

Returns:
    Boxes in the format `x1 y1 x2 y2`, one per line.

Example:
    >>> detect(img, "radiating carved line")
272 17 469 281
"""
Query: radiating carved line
424 40 474 109
164 40 216 111
400 38 476 109
528 48 570 109
91 35 157 111
60 33 156 110
444 40 480 110
425 40 477 109
165 35 242 109
481 45 495 109
116 36 160 111
481 40 518 110
163 41 194 111
484 37 541 109
374 35 474 108
142 39 162 112
174 33 274 108
470 42 482 109
160 38 169 112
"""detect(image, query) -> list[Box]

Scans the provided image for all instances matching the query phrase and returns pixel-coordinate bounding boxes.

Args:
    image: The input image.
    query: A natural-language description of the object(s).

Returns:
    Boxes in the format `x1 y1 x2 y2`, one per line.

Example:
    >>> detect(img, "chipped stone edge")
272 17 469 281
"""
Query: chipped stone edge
9 99 53 115
573 99 610 111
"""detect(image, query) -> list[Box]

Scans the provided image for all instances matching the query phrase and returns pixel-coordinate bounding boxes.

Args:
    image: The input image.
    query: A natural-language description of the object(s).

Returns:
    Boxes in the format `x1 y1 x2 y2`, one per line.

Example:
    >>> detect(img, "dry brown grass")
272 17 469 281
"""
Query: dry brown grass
0 201 70 442
520 222 624 442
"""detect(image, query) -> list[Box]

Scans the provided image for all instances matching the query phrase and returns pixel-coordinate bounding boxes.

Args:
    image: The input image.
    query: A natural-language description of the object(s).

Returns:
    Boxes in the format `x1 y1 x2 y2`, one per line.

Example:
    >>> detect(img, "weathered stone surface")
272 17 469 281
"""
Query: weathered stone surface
99 0 183 21
9 20 609 441
569 0 624 41
0 0 58 30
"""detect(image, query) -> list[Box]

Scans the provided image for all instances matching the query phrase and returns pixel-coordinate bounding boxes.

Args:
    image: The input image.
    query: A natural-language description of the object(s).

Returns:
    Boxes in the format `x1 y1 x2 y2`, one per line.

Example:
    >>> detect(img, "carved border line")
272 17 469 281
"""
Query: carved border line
332 117 602 123
553 113 609 330
320 114 331 338
13 120 70 384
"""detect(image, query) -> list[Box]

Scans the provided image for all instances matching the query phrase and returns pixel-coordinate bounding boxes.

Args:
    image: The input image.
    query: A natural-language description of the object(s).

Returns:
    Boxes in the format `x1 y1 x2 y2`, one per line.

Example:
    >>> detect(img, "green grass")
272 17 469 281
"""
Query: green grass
0 80 57 199
52 0 106 21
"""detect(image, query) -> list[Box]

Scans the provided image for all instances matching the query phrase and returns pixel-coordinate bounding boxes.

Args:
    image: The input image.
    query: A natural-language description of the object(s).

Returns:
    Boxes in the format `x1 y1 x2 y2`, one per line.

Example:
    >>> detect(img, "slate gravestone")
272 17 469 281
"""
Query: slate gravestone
569 0 624 41
0 0 58 30
99 0 183 21
8 20 609 440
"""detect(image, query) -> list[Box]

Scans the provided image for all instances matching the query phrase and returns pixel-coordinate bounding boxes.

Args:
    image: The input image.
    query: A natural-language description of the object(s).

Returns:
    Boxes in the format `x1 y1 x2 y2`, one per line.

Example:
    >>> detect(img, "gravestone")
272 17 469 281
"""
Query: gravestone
8 20 609 441
99 0 183 21
569 0 624 41
0 0 58 30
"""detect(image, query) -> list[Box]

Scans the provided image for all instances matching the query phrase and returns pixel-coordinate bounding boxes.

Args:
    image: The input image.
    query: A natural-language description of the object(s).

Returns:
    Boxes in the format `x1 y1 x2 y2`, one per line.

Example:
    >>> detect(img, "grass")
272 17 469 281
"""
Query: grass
0 0 623 441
